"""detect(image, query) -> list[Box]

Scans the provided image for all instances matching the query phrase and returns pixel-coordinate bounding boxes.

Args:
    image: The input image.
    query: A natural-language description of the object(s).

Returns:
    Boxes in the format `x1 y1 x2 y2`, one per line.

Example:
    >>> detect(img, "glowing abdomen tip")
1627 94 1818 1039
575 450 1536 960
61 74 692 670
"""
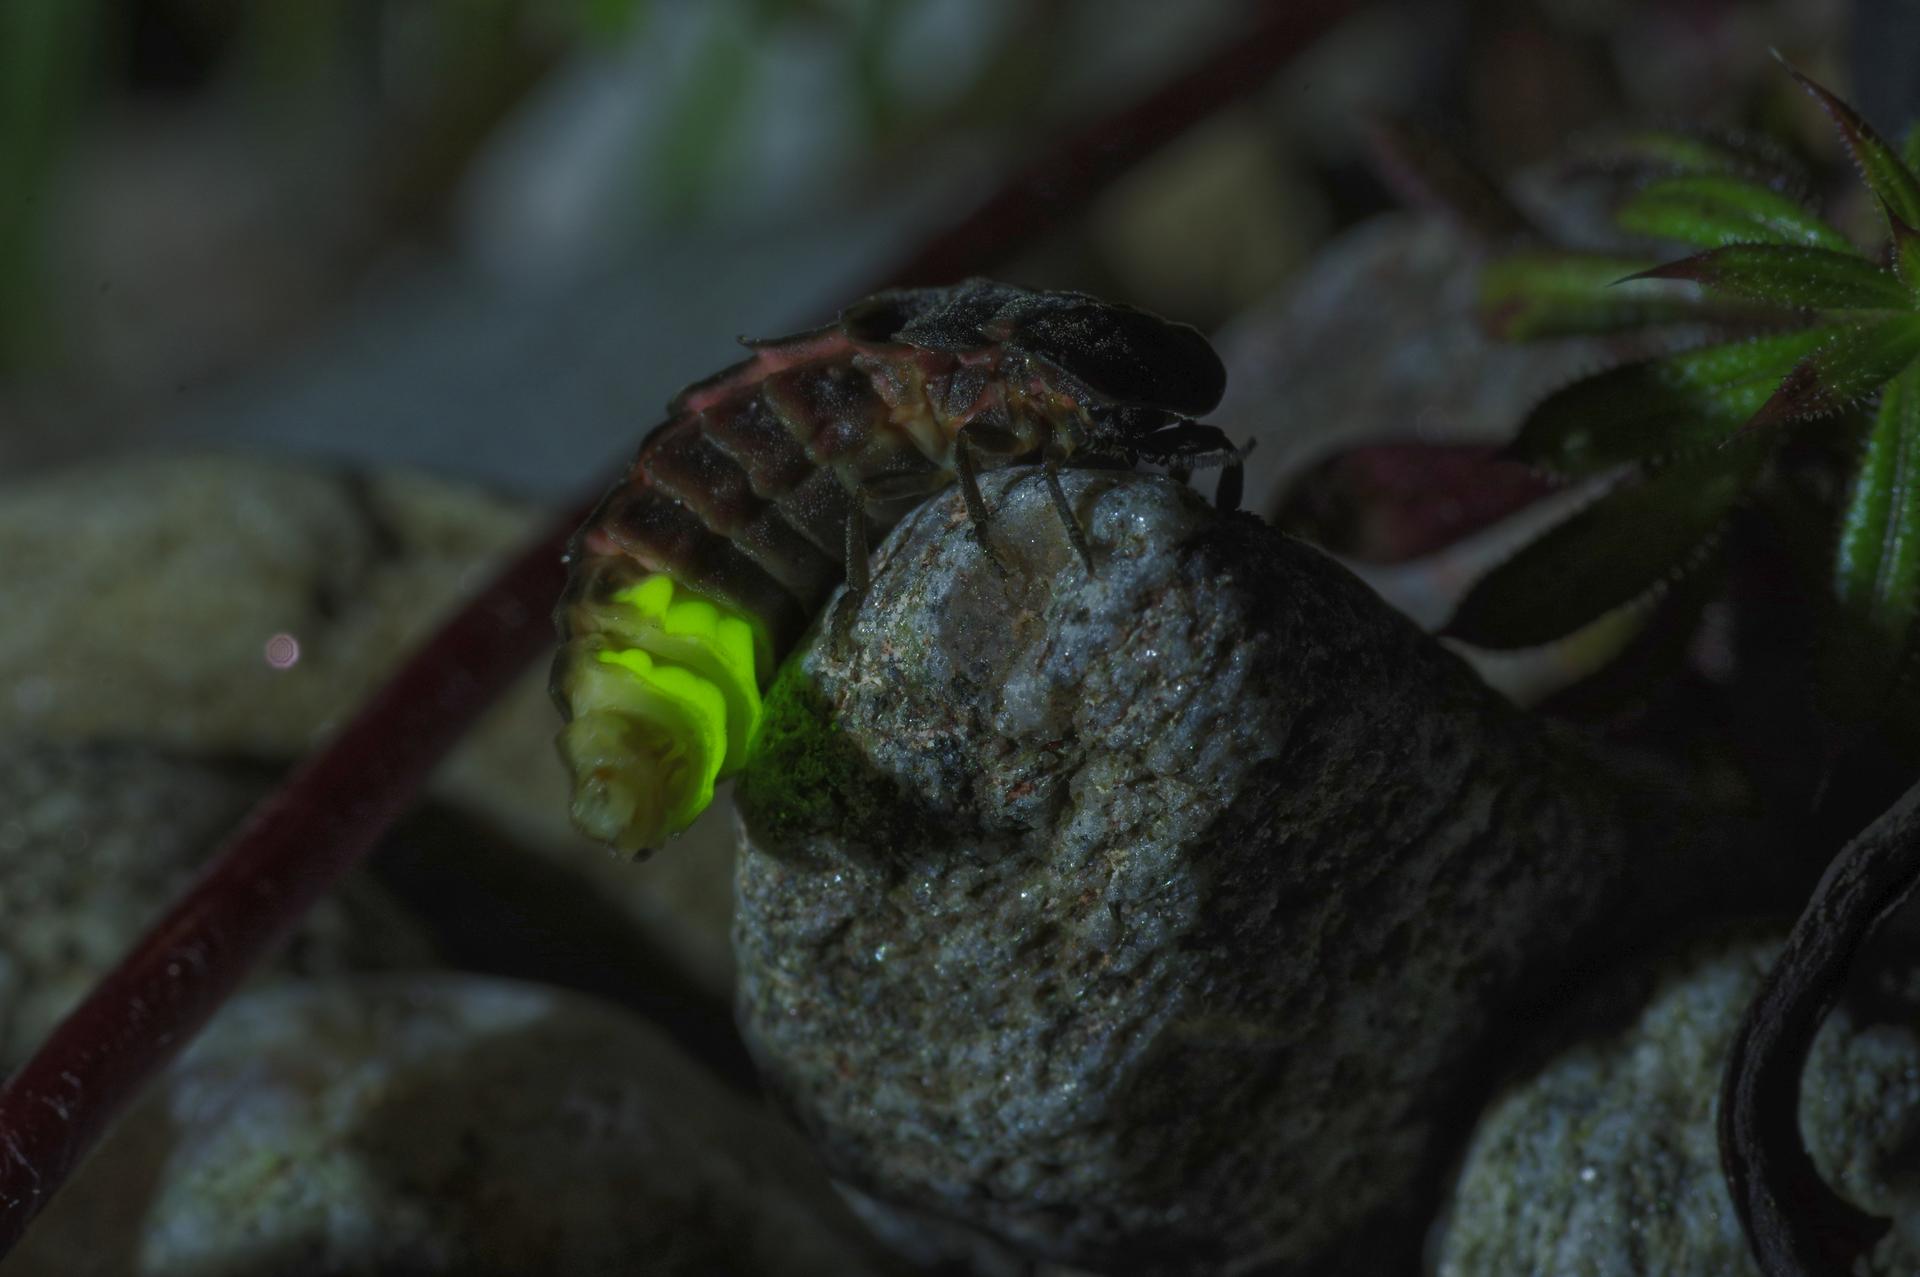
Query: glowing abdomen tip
554 572 768 852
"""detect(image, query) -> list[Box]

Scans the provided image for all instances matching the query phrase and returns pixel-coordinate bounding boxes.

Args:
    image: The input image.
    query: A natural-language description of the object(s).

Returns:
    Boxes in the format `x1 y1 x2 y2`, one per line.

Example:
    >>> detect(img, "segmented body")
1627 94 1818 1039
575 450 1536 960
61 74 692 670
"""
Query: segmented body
554 279 1232 852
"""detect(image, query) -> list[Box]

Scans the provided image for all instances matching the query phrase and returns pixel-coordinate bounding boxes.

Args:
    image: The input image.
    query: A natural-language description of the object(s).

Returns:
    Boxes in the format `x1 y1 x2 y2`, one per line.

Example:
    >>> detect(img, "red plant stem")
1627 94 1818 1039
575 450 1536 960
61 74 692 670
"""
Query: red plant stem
0 0 1350 1254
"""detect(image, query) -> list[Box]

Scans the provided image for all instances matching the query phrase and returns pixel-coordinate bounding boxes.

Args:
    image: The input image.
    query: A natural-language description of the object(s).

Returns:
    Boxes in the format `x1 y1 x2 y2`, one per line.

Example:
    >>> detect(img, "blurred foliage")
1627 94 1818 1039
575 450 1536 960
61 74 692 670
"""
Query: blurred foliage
1 0 97 367
0 0 1110 375
1453 64 1920 744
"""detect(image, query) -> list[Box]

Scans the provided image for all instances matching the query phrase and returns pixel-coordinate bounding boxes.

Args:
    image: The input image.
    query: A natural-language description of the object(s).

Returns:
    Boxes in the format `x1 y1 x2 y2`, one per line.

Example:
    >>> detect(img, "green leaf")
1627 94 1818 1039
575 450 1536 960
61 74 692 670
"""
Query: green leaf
1783 58 1920 233
577 0 651 41
1748 314 1920 430
1577 129 1801 184
1479 251 1704 340
1893 215 1920 295
1511 327 1838 474
1616 175 1852 251
1629 245 1908 310
1822 362 1920 716
1444 441 1765 649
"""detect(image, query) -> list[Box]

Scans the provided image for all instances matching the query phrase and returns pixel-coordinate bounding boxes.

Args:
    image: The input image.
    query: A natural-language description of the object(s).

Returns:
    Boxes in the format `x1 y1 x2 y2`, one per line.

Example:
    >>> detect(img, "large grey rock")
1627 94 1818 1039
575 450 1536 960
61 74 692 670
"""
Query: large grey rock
10 977 889 1277
1435 933 1920 1275
0 455 736 995
0 737 433 1067
733 469 1743 1273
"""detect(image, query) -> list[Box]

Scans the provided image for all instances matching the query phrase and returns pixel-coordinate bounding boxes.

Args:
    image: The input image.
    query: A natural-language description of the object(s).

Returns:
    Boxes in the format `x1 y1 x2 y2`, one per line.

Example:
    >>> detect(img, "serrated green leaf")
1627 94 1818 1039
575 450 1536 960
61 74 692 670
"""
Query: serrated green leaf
1511 326 1837 474
1784 60 1920 233
1444 441 1764 649
1534 559 1722 720
1822 362 1920 716
1616 175 1852 251
1894 215 1920 295
1577 129 1800 185
1479 251 1706 340
1748 314 1920 430
1905 123 1920 179
1631 245 1907 310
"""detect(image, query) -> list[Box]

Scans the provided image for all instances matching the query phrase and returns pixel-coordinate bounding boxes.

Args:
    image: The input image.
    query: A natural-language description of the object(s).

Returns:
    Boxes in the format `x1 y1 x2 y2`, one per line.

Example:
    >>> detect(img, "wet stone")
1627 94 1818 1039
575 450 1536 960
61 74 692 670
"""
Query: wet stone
0 737 433 1068
733 469 1726 1274
0 455 736 997
10 977 888 1277
1434 933 1920 1275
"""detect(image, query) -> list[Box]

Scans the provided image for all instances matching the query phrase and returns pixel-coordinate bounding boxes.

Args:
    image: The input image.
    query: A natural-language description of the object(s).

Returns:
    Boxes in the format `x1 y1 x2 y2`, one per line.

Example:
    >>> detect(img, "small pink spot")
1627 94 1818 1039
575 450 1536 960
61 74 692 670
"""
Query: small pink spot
264 633 301 670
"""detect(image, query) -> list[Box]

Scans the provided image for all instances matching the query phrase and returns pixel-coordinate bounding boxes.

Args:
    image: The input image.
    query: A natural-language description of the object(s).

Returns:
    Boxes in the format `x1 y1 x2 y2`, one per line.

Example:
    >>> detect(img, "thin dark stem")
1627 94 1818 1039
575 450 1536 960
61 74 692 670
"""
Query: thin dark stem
1362 115 1539 242
1719 781 1920 1276
0 2 1352 1255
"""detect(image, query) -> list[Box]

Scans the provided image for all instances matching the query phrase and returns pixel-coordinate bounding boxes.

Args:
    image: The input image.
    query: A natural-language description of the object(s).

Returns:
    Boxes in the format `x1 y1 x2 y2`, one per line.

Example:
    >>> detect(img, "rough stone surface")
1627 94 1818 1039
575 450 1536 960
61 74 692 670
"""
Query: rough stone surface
10 977 888 1277
1435 933 1920 1275
733 469 1736 1274
0 455 735 994
0 737 433 1067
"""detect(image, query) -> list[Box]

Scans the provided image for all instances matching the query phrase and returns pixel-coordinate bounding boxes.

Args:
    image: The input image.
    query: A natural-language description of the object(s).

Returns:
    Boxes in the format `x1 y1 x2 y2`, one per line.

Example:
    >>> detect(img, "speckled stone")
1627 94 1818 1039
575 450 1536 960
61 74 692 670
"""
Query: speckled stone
733 469 1738 1274
9 977 888 1277
1434 933 1920 1275
0 737 433 1067
0 455 735 995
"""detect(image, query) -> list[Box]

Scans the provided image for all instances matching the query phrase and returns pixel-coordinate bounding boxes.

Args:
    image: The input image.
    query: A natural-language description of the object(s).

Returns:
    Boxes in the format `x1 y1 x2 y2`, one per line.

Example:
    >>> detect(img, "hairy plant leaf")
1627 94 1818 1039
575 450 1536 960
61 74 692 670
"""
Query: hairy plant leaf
1444 441 1765 649
1785 60 1920 232
1748 314 1920 430
1617 175 1852 251
1823 362 1920 716
1535 559 1721 723
1511 327 1837 474
1894 215 1920 295
1630 245 1907 310
1575 129 1803 187
1479 251 1705 340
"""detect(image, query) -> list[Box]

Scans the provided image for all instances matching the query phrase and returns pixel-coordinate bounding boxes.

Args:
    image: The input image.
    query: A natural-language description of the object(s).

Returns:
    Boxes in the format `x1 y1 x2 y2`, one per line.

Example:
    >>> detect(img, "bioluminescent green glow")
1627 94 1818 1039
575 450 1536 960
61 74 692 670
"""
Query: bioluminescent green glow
607 575 763 762
556 573 769 853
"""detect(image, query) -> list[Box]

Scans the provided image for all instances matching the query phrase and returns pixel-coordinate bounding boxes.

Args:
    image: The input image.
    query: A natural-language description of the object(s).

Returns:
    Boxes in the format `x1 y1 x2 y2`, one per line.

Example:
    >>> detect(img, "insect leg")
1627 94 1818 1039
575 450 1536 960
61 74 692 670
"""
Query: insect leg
1131 422 1250 511
841 467 954 599
1216 452 1244 512
828 482 879 658
844 500 871 598
830 466 958 653
953 434 1010 578
1042 459 1095 575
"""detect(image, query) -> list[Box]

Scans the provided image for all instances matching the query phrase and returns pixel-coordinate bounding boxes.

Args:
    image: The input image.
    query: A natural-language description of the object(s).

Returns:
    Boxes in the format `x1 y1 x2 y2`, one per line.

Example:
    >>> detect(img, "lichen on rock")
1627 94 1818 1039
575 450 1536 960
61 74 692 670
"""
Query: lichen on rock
733 468 1740 1273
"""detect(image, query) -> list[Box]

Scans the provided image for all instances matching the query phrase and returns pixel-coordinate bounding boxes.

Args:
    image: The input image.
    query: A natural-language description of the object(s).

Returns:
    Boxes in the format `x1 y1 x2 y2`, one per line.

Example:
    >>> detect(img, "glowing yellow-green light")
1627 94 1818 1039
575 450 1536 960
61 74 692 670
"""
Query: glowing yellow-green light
556 573 770 853
606 577 763 762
